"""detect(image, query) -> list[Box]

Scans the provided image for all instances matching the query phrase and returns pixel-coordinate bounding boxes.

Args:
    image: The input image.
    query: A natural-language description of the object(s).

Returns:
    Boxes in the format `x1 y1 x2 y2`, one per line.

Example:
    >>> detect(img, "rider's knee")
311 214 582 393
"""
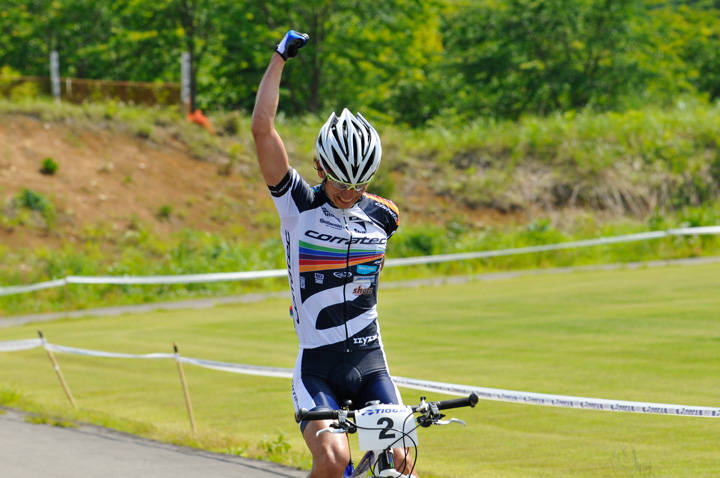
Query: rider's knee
312 446 350 476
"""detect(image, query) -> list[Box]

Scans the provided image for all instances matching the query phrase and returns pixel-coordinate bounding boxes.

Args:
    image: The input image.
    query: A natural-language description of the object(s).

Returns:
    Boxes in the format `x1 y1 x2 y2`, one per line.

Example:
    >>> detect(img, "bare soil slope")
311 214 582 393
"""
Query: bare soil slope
0 114 274 249
0 113 509 251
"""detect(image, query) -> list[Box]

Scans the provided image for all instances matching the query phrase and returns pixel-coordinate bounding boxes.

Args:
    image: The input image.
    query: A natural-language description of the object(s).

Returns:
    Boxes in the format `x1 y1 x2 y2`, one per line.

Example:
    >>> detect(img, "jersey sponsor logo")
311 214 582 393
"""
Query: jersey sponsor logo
314 273 324 284
319 208 343 230
347 216 367 234
333 271 352 279
353 276 374 285
292 383 299 408
300 276 306 289
352 285 374 295
351 224 367 234
365 194 399 224
320 218 343 230
305 230 387 245
352 334 379 346
356 264 378 274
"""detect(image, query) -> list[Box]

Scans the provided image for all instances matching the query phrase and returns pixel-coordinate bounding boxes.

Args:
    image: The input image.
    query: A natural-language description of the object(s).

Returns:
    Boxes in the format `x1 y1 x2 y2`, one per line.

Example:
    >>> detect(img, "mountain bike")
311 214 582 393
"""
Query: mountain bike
295 393 478 477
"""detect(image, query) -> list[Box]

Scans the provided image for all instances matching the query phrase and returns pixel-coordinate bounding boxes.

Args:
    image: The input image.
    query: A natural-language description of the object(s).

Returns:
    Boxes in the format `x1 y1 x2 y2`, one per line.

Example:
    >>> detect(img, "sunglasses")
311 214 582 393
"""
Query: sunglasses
325 172 372 191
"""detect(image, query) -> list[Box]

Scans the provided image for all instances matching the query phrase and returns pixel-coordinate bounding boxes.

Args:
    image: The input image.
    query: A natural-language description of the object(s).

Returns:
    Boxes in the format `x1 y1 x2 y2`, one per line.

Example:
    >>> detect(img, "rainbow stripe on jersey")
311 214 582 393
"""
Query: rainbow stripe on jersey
299 240 384 273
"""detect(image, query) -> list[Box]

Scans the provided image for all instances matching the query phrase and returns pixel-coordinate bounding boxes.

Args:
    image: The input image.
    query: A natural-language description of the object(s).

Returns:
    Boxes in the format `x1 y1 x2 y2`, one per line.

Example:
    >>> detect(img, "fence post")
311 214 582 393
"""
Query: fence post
173 342 197 433
49 51 61 103
38 330 78 411
181 52 191 111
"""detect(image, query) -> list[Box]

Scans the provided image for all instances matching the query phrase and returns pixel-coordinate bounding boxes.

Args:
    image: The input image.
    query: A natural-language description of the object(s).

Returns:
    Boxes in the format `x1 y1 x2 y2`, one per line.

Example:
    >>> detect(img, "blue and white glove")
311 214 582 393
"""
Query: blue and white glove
275 30 309 61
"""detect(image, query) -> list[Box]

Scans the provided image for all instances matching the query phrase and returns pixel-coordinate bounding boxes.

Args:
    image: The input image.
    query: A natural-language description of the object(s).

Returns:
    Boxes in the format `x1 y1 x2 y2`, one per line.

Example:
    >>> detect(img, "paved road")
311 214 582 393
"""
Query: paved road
0 408 306 478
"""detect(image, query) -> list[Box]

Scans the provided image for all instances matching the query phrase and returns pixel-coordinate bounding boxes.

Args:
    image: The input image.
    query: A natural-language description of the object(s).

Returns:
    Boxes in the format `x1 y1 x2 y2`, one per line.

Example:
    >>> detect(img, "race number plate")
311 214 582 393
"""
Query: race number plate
355 404 419 451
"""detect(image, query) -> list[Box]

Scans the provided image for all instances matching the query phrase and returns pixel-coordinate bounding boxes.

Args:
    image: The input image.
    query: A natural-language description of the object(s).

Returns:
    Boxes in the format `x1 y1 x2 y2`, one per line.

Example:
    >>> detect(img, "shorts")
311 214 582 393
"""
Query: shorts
292 346 402 433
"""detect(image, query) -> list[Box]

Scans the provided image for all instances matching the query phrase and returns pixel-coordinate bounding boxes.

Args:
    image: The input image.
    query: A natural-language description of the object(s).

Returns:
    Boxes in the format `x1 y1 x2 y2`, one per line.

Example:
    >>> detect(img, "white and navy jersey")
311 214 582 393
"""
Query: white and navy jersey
269 168 399 352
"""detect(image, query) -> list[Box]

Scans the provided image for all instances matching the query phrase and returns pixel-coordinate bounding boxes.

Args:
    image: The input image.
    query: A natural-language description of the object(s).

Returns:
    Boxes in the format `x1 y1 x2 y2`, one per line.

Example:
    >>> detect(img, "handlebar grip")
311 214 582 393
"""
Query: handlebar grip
435 393 479 411
295 408 342 423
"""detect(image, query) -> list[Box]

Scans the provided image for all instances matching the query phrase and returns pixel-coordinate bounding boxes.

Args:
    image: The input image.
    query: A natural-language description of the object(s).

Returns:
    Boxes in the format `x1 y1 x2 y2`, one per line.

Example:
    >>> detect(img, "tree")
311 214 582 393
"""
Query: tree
242 0 444 122
640 2 720 102
2 0 719 124
439 0 650 120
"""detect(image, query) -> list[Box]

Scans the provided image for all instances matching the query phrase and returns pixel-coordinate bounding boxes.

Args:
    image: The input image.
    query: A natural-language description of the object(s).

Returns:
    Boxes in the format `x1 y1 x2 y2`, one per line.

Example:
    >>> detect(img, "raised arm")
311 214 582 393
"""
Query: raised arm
251 31 309 187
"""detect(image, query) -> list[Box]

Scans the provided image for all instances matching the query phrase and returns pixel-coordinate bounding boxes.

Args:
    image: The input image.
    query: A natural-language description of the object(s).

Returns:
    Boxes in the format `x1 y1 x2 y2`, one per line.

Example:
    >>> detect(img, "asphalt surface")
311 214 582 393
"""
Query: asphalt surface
0 408 306 478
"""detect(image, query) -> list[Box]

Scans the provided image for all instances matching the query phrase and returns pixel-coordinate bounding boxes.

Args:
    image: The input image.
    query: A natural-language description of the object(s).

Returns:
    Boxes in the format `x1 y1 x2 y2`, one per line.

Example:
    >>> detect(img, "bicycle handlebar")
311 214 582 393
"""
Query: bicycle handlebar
295 393 478 423
433 393 479 411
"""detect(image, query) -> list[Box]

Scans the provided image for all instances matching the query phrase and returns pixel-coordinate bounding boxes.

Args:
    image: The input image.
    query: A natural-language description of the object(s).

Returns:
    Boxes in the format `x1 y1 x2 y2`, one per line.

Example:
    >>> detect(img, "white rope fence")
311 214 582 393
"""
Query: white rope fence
2 226 720 298
2 338 718 418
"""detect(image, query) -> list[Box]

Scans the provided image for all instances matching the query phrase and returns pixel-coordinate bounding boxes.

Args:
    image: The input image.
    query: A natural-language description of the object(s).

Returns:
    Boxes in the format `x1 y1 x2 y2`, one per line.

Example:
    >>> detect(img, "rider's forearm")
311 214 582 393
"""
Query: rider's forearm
252 53 292 187
252 31 308 186
251 54 285 138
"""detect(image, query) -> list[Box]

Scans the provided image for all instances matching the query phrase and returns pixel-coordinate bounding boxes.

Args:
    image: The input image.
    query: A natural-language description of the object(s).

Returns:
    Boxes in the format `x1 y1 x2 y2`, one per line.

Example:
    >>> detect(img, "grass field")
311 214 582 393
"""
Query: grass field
1 262 719 477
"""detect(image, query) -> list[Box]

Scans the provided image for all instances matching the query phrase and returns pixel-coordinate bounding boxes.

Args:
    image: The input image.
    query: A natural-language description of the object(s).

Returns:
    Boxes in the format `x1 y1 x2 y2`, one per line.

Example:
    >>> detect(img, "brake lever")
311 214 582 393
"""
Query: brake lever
314 410 356 437
316 427 349 437
435 418 466 427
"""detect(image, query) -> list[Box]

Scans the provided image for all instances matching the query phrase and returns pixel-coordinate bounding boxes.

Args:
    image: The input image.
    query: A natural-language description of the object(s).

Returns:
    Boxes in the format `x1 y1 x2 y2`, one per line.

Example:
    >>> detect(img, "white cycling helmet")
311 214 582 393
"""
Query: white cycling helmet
316 109 382 185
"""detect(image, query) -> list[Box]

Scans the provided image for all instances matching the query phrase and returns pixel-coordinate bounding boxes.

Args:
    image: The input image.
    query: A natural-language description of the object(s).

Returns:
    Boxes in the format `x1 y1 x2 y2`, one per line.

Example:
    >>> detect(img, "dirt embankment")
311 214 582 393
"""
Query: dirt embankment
0 113 511 251
0 114 274 249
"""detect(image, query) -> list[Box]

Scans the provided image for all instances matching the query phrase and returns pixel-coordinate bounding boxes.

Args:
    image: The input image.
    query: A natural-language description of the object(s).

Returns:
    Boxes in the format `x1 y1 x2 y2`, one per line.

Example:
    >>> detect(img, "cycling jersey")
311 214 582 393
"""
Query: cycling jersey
269 167 400 352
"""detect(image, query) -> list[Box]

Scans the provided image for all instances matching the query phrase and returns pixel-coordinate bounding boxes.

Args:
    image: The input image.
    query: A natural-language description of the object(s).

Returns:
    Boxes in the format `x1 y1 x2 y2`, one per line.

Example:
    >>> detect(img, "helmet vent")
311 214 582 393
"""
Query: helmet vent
315 109 382 185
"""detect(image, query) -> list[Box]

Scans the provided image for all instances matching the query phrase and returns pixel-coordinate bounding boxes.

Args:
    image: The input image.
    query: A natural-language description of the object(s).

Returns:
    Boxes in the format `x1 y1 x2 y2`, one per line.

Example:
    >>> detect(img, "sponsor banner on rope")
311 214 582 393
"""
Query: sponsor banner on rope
2 338 719 418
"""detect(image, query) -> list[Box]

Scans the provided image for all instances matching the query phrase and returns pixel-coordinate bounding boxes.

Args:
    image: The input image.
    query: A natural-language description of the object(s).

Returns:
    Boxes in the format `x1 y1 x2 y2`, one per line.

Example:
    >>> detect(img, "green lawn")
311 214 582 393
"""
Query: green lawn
1 262 719 477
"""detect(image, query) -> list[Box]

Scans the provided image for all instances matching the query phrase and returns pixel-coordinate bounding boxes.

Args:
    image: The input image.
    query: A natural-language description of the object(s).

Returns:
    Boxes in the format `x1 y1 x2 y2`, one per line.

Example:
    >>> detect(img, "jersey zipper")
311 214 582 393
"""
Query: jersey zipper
342 209 352 352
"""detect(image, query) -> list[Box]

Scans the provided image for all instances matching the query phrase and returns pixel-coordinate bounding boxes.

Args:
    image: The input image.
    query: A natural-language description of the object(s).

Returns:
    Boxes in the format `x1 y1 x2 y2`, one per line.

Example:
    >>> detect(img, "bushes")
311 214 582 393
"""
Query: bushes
2 188 56 230
405 98 720 216
3 205 720 317
39 157 59 175
2 98 720 316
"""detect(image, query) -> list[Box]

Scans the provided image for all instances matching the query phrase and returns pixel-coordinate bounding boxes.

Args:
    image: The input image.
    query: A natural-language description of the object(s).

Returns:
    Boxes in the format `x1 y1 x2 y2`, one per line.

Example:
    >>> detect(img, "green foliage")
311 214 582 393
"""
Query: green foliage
260 433 292 462
25 415 78 428
0 386 23 406
1 98 720 316
3 188 57 229
366 171 395 199
156 204 173 221
0 66 40 99
0 226 288 316
382 205 720 283
4 205 720 317
437 0 644 120
14 189 54 215
3 1 719 123
40 157 59 175
392 225 452 257
409 98 720 214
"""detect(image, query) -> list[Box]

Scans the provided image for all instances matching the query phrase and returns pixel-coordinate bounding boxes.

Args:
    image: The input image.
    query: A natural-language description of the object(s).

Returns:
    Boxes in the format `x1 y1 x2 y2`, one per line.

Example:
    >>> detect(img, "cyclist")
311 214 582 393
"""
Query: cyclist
251 31 417 477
